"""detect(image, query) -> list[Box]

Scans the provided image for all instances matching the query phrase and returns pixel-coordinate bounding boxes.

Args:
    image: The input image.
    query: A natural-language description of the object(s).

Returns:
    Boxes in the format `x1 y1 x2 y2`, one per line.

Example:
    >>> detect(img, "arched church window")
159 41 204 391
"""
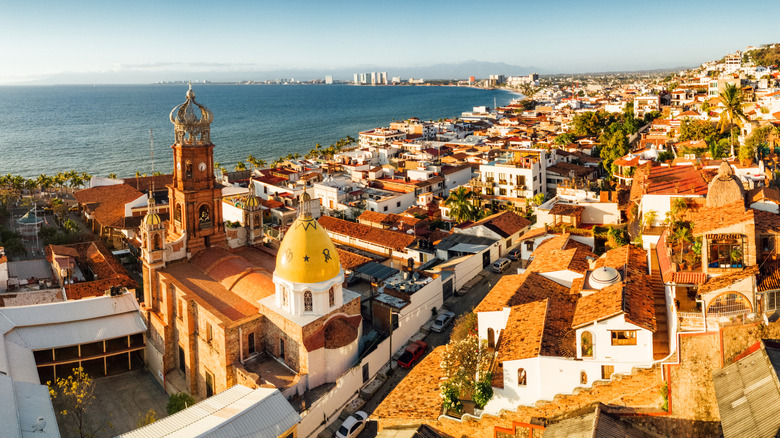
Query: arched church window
174 204 182 222
304 290 313 312
329 288 335 307
254 214 261 229
152 233 161 251
185 161 193 179
282 287 288 307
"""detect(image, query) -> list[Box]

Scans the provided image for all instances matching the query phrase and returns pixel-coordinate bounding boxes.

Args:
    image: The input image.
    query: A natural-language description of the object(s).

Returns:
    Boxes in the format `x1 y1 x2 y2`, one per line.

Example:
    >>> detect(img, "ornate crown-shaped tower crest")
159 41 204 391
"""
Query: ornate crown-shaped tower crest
169 84 213 146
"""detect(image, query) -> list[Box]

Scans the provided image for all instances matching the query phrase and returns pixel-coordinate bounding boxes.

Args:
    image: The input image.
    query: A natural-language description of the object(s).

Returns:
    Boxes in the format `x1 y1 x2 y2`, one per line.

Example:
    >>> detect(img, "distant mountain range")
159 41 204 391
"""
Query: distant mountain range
15 61 542 85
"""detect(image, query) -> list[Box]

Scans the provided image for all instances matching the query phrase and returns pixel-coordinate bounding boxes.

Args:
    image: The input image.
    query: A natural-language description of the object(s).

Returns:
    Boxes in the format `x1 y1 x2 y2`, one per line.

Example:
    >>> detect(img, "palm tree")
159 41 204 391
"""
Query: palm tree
444 187 479 223
719 83 746 157
247 154 260 170
107 173 118 179
234 161 247 171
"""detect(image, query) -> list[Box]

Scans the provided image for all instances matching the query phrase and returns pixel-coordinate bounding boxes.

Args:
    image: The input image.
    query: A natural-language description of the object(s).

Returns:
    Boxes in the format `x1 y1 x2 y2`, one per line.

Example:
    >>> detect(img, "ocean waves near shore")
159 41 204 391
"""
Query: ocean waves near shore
0 84 513 178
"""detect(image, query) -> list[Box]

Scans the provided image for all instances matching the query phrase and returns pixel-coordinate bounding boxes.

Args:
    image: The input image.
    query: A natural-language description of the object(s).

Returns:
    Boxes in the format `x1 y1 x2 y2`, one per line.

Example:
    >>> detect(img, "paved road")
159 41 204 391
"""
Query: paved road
352 258 521 437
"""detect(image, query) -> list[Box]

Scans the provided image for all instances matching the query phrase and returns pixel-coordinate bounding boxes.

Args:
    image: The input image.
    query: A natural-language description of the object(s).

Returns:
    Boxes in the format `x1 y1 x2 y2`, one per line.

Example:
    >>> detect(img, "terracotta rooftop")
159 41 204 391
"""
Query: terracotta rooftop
373 346 445 421
46 241 137 301
318 215 417 252
497 300 548 362
335 248 372 271
73 184 145 229
158 246 279 324
518 227 549 241
546 162 596 179
527 234 595 275
699 265 759 295
122 174 172 193
574 245 656 332
643 165 708 196
549 203 585 216
691 202 756 236
459 210 531 238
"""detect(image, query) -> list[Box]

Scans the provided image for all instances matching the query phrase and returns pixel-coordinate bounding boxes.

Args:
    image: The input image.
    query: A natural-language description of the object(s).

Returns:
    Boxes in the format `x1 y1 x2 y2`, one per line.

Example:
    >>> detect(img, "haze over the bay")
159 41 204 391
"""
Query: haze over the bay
2 0 780 85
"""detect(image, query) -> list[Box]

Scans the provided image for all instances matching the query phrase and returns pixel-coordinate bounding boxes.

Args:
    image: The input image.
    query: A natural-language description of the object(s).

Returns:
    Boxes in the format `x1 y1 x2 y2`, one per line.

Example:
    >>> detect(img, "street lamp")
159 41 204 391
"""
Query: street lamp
388 308 400 374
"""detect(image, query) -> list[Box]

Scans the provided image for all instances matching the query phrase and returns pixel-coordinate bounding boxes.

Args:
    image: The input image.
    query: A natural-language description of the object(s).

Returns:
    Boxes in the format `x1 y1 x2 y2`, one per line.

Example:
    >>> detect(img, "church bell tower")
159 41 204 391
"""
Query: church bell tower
167 85 226 255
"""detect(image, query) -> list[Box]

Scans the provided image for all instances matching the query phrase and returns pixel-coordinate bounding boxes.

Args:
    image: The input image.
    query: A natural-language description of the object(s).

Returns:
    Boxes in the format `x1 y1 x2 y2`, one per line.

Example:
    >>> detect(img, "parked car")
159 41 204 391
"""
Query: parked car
507 248 521 260
336 411 369 438
432 311 455 333
397 340 429 368
492 258 511 273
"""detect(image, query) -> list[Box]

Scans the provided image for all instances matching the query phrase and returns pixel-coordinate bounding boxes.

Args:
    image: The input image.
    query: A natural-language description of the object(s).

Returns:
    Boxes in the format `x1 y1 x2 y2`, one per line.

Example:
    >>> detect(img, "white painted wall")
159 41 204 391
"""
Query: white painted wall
574 315 654 363
477 309 510 347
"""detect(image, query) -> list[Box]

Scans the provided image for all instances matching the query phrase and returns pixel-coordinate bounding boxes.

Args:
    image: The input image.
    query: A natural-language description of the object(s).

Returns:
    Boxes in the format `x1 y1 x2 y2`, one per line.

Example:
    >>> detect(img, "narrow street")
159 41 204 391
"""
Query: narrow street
352 258 519 437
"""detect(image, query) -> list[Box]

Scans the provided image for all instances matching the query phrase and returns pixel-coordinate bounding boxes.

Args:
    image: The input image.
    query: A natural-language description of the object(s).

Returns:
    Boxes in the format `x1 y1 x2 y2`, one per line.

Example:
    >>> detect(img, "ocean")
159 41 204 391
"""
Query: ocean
0 84 515 178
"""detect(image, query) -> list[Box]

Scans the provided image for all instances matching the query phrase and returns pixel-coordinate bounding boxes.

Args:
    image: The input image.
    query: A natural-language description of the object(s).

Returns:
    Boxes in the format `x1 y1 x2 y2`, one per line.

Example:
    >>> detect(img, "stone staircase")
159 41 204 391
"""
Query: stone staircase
649 246 670 360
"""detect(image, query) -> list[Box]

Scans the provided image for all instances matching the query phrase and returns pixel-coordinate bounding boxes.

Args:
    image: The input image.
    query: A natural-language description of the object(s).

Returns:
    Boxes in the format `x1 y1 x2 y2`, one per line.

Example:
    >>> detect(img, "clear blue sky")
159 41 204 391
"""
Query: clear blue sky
2 0 779 84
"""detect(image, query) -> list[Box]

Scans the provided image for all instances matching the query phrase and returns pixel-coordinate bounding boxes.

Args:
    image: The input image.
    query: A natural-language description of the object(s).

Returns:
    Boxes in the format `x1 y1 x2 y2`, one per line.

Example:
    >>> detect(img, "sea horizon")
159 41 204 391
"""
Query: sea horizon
0 84 515 179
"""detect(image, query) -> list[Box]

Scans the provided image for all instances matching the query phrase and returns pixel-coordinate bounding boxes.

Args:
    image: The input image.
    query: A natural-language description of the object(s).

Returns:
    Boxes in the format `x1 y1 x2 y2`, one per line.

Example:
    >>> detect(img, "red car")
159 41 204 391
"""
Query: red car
397 340 428 368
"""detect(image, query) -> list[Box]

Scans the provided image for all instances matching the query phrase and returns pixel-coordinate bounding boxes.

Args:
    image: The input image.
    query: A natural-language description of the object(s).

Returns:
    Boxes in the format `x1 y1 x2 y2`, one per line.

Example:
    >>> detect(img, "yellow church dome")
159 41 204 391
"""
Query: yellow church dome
276 214 340 284
145 212 162 226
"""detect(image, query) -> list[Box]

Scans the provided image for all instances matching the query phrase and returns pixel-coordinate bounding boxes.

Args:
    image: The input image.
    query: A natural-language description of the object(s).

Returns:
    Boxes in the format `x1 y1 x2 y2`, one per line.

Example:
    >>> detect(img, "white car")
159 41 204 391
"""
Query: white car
336 411 369 438
492 258 511 273
431 311 455 333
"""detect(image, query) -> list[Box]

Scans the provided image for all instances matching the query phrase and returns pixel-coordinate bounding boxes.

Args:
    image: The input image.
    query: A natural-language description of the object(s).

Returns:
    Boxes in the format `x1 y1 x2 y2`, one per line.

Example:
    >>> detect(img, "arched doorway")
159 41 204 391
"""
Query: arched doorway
487 328 495 349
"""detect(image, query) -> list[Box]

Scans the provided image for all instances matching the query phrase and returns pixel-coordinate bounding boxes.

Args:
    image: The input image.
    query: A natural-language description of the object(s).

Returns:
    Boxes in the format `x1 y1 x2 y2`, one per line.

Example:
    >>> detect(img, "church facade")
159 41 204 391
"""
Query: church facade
140 87 361 399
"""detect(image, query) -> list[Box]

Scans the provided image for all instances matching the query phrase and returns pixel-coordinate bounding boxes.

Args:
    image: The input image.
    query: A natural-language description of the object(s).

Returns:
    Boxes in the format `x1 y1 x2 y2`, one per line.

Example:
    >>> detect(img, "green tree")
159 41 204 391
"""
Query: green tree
718 83 746 157
439 336 493 409
107 173 118 179
678 119 717 142
234 161 247 171
600 129 629 173
472 374 494 409
450 312 477 342
167 392 196 415
554 133 576 146
444 187 479 223
741 125 772 163
246 154 260 170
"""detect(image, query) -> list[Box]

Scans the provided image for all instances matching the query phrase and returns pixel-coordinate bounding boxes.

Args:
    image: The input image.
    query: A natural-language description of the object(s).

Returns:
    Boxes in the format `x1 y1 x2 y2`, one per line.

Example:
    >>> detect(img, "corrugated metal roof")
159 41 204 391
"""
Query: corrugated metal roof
713 341 780 438
0 375 22 438
16 380 60 438
11 312 146 350
0 293 139 327
118 386 300 438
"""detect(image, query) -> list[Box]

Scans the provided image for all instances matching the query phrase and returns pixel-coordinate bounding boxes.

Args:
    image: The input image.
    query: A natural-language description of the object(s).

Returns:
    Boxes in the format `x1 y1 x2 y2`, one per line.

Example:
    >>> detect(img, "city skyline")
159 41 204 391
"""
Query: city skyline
1 0 780 84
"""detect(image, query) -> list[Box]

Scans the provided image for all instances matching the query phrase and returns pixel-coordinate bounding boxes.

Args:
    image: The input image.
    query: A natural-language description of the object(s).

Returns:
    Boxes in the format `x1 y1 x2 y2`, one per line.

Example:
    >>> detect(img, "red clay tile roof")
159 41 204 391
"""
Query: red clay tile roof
373 346 445 421
546 162 597 179
527 234 595 274
574 245 656 332
497 299 548 362
335 249 372 271
121 174 172 193
461 211 531 238
692 202 753 236
549 203 585 216
318 215 417 252
629 162 654 203
643 165 708 196
47 241 137 301
698 265 759 295
518 227 549 241
74 184 145 229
